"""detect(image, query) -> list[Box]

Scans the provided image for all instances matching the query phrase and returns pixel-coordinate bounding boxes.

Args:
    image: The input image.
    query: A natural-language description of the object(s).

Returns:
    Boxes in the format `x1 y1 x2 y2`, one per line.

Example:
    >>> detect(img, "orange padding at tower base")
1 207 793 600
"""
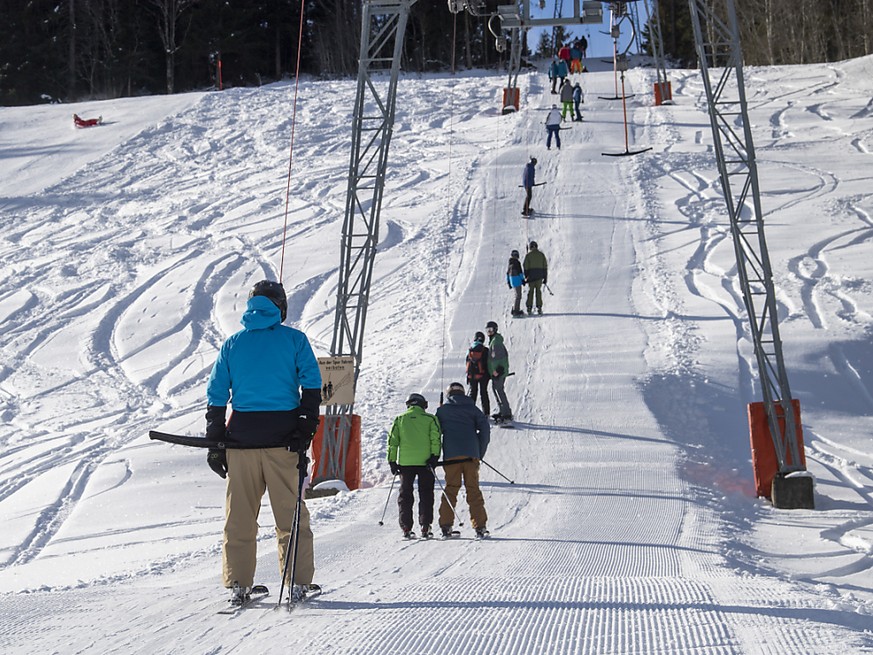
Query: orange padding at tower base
654 81 672 105
748 399 806 498
311 414 361 491
502 87 519 112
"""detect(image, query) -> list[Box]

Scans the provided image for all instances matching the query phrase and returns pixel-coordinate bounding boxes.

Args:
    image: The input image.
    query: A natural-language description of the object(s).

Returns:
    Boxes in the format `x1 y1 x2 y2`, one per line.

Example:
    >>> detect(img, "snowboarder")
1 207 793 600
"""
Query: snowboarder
560 79 574 121
522 156 537 216
73 113 102 128
205 279 323 605
523 241 548 315
485 321 513 421
466 332 491 416
436 382 491 538
545 105 563 150
573 82 584 122
507 250 525 316
387 393 441 539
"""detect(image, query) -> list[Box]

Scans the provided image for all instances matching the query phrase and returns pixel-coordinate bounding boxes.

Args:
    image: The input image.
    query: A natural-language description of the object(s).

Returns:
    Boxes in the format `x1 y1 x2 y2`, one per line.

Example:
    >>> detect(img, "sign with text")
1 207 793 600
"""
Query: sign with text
317 356 355 406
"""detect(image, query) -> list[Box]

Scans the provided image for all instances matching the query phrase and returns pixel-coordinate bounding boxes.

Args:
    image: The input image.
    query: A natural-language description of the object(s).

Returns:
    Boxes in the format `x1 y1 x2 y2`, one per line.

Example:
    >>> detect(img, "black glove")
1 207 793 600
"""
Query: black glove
205 405 227 441
495 365 505 377
426 454 439 469
292 389 321 449
294 414 320 449
389 461 401 475
543 277 548 285
207 448 227 479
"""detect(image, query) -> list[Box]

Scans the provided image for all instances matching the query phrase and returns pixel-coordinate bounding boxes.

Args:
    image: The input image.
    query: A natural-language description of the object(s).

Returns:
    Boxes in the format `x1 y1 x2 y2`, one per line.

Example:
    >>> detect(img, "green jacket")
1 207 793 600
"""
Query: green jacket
523 248 548 283
387 406 441 466
487 332 510 378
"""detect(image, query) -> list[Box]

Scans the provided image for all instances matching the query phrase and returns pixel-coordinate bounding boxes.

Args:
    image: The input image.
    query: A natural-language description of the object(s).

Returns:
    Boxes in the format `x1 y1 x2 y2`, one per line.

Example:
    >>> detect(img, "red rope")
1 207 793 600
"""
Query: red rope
279 0 307 284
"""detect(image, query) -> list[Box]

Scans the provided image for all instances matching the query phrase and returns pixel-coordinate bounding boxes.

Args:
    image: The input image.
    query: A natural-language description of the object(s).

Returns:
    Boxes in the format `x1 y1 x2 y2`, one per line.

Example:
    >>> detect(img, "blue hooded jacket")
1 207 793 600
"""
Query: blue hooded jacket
436 393 490 460
207 295 322 444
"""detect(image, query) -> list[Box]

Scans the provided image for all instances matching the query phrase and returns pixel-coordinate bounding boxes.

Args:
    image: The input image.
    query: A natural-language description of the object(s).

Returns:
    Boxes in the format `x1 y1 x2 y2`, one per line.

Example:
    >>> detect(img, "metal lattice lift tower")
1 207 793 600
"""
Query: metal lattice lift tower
687 0 813 508
317 0 417 486
642 0 673 104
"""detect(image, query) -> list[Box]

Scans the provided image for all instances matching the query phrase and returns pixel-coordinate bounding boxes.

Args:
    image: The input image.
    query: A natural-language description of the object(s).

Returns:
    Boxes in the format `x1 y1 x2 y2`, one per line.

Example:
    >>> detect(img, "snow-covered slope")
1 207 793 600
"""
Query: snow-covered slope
1 57 872 653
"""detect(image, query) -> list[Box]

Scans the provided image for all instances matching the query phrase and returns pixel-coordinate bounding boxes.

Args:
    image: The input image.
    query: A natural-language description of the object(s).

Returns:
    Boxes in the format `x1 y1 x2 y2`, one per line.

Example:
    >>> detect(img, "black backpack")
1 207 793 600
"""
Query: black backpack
466 345 488 381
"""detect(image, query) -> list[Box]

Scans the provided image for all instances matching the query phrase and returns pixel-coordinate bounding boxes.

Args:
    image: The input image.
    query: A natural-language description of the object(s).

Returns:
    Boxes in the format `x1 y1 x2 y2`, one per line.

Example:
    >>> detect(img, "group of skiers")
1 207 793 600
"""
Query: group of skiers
548 37 588 94
385 318 517 539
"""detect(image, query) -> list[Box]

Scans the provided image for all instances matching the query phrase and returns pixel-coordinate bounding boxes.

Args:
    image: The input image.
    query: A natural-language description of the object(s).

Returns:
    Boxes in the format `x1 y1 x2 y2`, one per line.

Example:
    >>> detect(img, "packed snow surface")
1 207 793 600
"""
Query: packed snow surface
1 55 873 653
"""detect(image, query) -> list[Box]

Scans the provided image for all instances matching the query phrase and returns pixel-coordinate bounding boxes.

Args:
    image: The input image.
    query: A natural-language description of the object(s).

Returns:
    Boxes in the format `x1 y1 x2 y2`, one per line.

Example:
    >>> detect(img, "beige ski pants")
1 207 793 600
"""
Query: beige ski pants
438 458 488 530
222 448 314 588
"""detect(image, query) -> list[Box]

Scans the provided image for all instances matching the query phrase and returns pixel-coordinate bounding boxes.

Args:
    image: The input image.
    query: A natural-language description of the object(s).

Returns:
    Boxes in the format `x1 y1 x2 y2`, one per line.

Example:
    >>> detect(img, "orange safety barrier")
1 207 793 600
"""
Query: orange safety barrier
502 87 520 114
748 399 806 498
654 80 672 106
311 414 361 490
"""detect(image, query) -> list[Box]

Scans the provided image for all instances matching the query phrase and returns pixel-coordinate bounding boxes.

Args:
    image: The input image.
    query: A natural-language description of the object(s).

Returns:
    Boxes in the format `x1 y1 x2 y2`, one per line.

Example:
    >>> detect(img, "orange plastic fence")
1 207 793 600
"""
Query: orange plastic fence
748 399 806 497
311 414 361 491
654 81 672 106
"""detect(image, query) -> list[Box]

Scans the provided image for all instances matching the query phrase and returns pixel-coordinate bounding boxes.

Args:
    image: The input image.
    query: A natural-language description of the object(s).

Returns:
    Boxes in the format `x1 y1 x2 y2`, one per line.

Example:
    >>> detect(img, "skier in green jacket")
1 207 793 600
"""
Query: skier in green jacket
485 321 513 423
387 393 442 539
523 240 548 315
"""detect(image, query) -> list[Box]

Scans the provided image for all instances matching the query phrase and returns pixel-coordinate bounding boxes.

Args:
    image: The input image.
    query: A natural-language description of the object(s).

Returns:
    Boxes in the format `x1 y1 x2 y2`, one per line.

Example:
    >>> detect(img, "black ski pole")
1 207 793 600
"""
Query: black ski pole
481 458 515 484
431 465 463 526
544 282 554 296
378 474 398 526
277 449 308 608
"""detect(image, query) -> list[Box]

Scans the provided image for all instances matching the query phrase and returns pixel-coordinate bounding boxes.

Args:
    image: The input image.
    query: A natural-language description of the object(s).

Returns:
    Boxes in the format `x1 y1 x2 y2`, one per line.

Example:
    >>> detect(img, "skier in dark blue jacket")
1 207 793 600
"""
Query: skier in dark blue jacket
522 157 537 217
435 382 491 538
205 280 322 605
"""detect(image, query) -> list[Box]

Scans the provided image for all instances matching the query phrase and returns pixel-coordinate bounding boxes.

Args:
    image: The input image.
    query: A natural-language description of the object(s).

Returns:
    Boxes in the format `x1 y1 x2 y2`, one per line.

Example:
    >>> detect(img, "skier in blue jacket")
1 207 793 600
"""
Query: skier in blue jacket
522 156 537 216
205 279 322 605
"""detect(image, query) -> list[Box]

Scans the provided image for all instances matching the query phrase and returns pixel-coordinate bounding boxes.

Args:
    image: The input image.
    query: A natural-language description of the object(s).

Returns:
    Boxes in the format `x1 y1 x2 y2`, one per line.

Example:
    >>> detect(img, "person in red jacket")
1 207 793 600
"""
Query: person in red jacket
73 114 102 128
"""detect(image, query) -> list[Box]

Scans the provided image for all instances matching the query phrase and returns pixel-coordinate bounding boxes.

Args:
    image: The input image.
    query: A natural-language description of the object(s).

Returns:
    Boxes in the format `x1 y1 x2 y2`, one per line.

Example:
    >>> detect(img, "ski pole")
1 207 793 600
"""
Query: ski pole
431 465 463 526
277 449 308 607
544 282 554 296
480 458 515 484
378 474 398 526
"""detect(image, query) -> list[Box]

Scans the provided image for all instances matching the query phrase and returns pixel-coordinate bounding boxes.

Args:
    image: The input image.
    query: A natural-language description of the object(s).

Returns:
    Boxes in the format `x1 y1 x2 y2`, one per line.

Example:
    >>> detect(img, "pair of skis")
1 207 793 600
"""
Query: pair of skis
217 584 322 615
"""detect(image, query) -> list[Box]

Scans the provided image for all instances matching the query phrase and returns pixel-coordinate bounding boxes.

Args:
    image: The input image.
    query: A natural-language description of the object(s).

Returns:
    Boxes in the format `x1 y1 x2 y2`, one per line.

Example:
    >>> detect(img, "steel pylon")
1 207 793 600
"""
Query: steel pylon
687 0 803 474
319 0 417 484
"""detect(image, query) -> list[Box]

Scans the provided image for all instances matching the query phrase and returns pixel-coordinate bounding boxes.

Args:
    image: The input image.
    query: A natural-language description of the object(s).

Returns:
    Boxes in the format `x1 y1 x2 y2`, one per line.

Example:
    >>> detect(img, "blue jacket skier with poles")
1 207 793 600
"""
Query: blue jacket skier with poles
205 279 322 606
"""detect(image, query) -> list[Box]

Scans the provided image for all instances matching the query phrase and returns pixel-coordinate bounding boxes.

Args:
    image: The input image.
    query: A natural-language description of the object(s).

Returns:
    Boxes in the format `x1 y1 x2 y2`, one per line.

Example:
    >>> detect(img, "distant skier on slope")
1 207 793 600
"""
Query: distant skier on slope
205 279 322 605
523 241 548 315
560 79 574 121
73 113 102 128
546 105 563 150
485 321 513 422
573 82 584 122
466 332 491 416
522 156 537 216
436 382 491 539
387 393 441 539
507 250 525 316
